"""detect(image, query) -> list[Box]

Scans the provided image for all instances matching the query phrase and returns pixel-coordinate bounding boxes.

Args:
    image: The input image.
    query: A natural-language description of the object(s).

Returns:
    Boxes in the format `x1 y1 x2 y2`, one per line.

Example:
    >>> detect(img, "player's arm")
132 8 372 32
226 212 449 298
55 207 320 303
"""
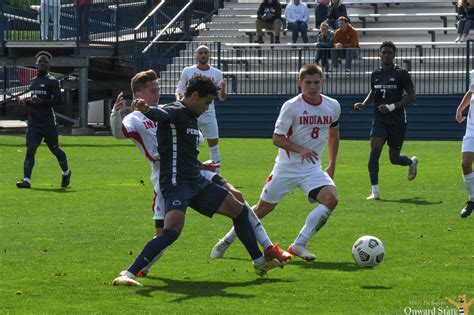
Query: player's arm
50 79 64 107
217 80 227 101
110 92 127 139
134 99 170 123
273 133 318 164
325 122 340 179
175 72 186 101
456 90 473 123
354 90 374 111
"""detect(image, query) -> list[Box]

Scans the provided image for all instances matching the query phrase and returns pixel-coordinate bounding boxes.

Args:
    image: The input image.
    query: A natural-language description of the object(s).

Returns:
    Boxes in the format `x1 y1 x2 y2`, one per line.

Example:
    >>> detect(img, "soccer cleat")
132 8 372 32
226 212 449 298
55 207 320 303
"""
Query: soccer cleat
460 201 474 218
16 180 31 189
264 243 292 263
112 271 143 287
366 193 380 200
210 239 231 258
253 258 284 276
408 157 418 181
287 244 316 261
61 170 71 188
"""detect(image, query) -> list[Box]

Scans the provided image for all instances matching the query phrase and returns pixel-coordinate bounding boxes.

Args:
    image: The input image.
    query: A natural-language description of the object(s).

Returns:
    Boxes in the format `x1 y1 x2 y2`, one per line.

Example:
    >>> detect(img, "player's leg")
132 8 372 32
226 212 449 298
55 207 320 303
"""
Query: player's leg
45 128 71 188
460 137 474 218
386 122 417 181
367 121 387 199
289 172 337 261
17 126 42 188
199 115 220 173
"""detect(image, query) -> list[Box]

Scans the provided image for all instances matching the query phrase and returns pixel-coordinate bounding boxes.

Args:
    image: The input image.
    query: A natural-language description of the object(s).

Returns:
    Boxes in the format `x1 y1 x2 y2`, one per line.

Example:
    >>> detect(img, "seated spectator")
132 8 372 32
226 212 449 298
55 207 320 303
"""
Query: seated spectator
315 21 333 71
327 0 347 30
455 0 474 42
285 0 309 44
255 0 283 44
315 0 329 29
40 0 61 40
331 16 359 72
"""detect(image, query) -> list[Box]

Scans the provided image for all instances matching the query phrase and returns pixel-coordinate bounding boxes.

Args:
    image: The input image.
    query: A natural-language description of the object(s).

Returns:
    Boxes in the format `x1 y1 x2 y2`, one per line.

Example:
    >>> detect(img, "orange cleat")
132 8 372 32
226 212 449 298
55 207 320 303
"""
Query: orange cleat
264 243 292 263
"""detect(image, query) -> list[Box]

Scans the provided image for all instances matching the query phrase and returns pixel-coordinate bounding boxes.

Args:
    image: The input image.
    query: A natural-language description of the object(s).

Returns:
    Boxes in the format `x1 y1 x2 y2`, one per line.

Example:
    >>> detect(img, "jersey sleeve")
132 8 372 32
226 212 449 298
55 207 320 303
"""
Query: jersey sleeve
144 107 170 123
109 109 127 139
330 101 342 128
175 69 188 96
274 101 294 135
49 78 63 107
400 70 415 93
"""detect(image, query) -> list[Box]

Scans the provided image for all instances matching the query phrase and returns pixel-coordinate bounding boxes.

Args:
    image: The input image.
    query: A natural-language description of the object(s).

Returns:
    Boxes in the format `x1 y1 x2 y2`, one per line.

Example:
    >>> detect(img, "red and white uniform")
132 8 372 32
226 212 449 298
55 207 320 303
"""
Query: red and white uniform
260 94 341 204
175 65 223 139
463 71 474 152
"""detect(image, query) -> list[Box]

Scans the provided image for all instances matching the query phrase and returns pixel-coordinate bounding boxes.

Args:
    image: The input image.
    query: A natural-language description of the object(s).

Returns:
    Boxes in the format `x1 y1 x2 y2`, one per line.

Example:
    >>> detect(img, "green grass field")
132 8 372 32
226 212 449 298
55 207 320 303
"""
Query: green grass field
1 135 473 314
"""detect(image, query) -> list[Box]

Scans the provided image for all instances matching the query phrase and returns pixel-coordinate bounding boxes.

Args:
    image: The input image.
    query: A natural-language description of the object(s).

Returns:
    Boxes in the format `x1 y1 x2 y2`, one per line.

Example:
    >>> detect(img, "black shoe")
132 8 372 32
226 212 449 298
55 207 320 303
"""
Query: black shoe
16 180 31 189
254 36 264 44
61 170 71 188
460 201 474 218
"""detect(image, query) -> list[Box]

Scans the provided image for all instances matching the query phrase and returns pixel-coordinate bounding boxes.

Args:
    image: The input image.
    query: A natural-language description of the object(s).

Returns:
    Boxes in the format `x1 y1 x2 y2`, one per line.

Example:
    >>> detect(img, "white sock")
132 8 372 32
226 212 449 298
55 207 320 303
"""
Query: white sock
141 247 167 274
371 185 379 195
23 178 31 183
294 204 332 246
253 255 265 265
209 144 220 172
246 202 272 249
463 172 474 201
62 169 70 176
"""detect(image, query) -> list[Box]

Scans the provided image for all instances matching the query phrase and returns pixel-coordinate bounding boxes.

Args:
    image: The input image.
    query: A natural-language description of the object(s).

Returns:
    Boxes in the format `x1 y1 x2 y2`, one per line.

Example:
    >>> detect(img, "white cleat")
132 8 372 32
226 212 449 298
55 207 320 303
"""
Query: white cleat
287 244 316 261
366 193 380 200
210 239 231 258
112 271 143 287
408 156 418 181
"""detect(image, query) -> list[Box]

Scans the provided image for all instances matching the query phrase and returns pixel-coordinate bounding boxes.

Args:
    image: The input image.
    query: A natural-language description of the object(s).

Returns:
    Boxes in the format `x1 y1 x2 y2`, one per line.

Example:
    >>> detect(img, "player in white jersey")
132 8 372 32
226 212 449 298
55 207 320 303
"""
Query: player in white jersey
211 64 341 261
455 70 474 218
175 45 227 173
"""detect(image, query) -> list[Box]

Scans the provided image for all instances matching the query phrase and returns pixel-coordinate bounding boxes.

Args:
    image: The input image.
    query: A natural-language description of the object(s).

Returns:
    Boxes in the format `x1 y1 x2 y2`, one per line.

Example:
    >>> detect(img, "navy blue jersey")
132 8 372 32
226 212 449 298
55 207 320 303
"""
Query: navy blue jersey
144 101 202 186
371 65 414 124
26 72 63 127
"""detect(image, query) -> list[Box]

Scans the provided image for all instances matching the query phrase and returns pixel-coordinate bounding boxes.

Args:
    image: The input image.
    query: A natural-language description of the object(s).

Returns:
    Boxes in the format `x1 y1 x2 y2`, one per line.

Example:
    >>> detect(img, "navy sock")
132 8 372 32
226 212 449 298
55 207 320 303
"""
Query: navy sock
24 150 35 179
391 154 412 166
368 147 382 185
52 148 69 172
232 205 262 260
127 228 179 275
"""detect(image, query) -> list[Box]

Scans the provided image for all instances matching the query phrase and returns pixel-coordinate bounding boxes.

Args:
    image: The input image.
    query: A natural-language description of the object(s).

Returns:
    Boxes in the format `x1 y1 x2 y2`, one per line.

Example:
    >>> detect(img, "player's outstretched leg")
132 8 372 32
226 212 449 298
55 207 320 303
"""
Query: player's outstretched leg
112 270 143 287
460 201 474 218
408 156 418 181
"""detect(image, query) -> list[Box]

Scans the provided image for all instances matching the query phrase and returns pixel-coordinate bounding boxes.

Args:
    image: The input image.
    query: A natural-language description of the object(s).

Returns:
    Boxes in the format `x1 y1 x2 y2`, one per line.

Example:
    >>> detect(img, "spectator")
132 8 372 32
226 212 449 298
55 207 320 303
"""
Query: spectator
73 0 92 41
285 0 310 44
255 0 283 44
331 16 359 72
315 0 329 29
327 0 347 30
40 0 61 40
455 0 474 42
315 21 333 71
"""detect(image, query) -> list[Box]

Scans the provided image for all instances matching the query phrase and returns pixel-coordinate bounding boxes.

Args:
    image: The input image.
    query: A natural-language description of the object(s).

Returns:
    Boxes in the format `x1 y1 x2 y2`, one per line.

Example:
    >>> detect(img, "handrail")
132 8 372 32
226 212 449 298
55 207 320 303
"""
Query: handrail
134 0 166 31
142 0 193 54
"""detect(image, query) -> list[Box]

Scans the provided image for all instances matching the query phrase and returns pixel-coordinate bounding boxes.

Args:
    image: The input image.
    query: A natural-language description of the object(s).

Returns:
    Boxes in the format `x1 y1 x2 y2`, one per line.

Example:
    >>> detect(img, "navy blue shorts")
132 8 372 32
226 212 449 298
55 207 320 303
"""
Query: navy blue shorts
161 176 229 218
370 120 406 150
26 125 59 147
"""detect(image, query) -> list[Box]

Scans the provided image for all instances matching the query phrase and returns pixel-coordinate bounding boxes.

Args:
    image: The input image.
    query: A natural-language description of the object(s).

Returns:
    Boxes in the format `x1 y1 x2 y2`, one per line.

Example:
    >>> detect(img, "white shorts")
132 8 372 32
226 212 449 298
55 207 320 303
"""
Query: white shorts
462 136 474 153
198 111 219 139
260 167 335 204
151 163 165 220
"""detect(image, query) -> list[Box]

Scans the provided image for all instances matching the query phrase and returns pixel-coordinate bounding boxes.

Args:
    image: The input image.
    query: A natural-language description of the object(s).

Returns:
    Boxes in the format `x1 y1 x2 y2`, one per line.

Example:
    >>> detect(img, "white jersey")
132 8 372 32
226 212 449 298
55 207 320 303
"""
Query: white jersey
175 65 223 122
273 93 341 173
466 94 474 138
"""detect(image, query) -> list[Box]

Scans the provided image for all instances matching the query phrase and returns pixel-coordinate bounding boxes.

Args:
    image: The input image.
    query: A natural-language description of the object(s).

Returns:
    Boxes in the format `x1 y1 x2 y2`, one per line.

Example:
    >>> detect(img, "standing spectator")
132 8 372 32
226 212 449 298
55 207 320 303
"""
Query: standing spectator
315 21 333 71
16 51 71 189
73 0 92 40
315 0 329 29
331 16 359 72
455 70 474 218
354 41 417 201
285 0 310 44
40 0 61 40
455 0 474 42
255 0 283 44
327 0 347 30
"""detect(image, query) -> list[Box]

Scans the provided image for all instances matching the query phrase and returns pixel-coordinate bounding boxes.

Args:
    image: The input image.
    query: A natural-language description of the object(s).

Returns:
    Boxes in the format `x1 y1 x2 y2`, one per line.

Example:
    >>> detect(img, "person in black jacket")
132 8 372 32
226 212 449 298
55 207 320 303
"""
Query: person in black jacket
255 0 283 44
16 51 71 189
327 0 347 30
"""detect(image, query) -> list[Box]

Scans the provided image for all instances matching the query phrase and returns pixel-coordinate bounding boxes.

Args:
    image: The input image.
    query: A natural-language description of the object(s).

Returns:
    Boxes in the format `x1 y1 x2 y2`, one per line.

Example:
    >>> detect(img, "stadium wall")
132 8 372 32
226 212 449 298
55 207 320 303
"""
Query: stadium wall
160 95 466 140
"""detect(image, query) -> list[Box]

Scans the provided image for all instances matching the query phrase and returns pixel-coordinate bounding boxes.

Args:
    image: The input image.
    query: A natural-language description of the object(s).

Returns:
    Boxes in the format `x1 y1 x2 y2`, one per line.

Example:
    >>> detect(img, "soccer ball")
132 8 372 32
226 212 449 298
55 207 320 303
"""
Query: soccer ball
352 235 385 267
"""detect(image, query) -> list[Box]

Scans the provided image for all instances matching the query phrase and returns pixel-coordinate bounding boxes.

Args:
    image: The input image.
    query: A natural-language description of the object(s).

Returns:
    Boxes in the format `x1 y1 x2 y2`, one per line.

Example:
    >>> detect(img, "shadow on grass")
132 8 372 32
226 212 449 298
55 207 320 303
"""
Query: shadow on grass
377 197 442 206
290 260 359 272
136 276 291 302
31 187 75 193
360 285 393 290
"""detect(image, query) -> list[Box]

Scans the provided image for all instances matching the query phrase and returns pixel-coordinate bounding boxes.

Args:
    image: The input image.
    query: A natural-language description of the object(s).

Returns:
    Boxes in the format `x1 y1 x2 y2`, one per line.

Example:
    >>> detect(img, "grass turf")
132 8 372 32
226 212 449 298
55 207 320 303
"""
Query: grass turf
1 135 473 314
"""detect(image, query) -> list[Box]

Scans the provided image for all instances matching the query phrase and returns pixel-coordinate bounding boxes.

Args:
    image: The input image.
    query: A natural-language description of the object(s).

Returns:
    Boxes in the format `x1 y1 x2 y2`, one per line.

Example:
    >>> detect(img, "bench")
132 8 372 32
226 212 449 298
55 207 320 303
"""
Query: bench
239 29 279 43
348 12 457 29
344 0 456 14
357 27 456 41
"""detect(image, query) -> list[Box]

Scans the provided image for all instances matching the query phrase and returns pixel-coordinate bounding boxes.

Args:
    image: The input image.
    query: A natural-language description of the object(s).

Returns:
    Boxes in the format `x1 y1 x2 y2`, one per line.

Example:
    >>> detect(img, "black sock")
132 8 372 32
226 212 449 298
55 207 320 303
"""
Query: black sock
23 150 35 179
53 148 69 172
391 154 412 166
232 205 262 260
127 228 179 275
368 147 382 185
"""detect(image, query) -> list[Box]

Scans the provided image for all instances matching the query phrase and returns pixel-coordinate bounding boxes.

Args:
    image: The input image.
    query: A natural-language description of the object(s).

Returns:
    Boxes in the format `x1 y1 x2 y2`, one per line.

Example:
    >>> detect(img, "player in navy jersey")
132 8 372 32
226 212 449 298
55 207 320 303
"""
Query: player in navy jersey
354 41 417 200
112 76 284 287
16 51 71 189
